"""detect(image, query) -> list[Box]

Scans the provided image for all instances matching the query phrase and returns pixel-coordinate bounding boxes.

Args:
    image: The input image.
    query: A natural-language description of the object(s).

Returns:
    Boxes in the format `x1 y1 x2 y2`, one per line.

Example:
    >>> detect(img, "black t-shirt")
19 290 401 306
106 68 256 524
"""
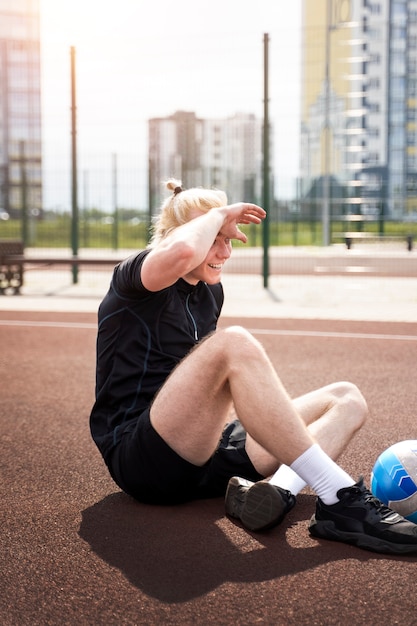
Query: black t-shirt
89 250 224 461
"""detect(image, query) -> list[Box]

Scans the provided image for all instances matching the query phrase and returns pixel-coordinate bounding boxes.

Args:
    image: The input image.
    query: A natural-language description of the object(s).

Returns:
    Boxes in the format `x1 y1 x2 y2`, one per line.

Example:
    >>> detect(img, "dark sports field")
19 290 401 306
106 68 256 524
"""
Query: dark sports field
1 309 417 625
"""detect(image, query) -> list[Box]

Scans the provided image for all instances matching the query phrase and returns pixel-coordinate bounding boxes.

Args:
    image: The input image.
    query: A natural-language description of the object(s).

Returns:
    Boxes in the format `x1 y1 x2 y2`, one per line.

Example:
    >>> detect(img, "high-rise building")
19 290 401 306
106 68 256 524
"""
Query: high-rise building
148 111 263 212
300 0 417 230
0 0 42 223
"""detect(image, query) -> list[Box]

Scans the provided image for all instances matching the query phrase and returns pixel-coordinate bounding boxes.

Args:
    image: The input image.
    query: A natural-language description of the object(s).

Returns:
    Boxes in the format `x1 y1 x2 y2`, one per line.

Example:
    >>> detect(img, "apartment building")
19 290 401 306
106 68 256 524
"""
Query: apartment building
0 0 42 220
300 0 417 221
148 110 263 212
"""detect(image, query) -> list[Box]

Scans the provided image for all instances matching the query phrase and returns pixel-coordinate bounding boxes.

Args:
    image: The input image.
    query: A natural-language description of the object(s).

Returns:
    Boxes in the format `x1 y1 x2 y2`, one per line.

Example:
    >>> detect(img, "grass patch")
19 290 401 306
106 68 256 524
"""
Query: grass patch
1 217 416 249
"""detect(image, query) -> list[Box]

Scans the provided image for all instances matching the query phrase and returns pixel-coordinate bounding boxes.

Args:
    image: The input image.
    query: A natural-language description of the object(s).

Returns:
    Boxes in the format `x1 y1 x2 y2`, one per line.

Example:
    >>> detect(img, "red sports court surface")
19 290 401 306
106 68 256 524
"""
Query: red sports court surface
1 310 417 625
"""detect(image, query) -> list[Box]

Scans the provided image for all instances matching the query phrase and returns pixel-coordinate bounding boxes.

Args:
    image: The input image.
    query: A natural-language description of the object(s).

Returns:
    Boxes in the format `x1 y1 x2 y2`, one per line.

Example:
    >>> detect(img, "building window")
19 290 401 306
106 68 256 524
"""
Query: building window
368 77 380 89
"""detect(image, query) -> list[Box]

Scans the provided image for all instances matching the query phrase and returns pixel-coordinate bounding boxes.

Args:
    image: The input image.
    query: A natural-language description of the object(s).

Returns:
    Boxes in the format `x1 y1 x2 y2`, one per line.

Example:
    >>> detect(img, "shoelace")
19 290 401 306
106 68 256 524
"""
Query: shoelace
344 484 398 520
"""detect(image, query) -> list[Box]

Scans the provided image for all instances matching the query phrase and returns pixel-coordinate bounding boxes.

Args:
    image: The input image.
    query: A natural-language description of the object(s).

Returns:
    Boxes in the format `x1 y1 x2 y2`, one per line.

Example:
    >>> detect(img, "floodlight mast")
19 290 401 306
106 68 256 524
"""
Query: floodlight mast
262 33 270 288
70 46 79 283
323 0 331 247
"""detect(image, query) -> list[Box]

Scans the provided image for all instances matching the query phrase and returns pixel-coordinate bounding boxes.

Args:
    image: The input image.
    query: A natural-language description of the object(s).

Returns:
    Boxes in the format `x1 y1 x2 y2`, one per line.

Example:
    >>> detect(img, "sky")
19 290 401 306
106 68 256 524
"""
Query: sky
39 0 302 210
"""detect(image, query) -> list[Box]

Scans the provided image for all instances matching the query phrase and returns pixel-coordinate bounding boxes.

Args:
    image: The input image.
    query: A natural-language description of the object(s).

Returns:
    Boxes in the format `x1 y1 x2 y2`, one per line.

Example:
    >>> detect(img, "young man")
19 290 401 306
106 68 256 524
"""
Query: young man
90 180 417 555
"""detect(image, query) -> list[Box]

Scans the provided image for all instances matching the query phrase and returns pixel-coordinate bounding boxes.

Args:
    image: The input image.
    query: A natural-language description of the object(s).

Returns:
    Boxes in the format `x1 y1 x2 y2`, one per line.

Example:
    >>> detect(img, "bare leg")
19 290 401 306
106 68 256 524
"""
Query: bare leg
224 381 368 533
150 326 317 466
245 381 368 477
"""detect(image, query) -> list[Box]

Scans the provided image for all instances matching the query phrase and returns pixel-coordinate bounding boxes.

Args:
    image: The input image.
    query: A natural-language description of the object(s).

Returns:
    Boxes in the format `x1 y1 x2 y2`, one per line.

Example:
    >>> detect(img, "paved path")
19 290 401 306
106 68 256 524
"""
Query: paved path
1 245 417 321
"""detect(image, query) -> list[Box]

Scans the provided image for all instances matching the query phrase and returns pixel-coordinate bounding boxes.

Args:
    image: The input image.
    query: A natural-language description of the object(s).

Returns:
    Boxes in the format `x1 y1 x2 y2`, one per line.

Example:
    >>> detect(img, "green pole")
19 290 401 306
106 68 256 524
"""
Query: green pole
82 170 89 247
112 153 119 250
379 174 385 236
262 33 270 289
148 156 153 243
70 46 79 283
19 140 28 248
322 0 331 246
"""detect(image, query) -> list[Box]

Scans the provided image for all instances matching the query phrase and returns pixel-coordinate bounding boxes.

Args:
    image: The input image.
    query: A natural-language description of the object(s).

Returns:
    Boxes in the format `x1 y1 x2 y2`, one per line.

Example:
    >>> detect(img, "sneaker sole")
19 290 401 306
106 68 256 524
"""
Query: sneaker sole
309 516 417 555
225 476 251 519
240 482 288 532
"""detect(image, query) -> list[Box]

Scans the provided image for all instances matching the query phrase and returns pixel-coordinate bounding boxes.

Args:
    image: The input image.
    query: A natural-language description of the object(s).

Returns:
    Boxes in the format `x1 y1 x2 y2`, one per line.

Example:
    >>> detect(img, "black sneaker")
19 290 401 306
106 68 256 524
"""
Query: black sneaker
225 476 296 531
309 477 417 554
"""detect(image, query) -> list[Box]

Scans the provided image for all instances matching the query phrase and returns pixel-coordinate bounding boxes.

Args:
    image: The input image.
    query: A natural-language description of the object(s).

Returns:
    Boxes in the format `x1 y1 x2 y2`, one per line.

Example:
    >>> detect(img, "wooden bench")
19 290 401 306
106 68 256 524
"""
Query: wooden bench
334 232 414 251
0 240 25 294
0 239 124 295
332 215 414 251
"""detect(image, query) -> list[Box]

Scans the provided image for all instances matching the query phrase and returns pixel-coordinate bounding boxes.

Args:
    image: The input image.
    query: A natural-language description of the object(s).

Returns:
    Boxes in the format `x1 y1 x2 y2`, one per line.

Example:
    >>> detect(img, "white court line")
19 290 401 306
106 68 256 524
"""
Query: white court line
0 319 96 329
0 318 416 341
247 328 417 342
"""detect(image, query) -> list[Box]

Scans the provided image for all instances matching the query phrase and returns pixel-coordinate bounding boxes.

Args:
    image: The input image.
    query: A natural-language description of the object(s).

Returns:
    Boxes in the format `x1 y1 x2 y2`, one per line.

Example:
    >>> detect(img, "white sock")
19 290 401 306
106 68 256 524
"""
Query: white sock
289 443 355 505
269 464 307 496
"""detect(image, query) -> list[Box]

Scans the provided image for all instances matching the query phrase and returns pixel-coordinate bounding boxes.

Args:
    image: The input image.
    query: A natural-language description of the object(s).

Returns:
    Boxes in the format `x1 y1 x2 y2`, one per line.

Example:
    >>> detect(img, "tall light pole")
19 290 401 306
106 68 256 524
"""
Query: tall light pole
262 33 270 288
322 0 332 246
70 46 79 283
112 153 118 251
322 0 353 245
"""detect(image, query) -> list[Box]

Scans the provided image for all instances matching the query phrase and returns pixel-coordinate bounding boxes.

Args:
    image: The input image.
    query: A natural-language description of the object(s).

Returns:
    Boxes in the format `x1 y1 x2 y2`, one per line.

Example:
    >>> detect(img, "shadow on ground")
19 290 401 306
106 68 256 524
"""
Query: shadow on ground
78 491 396 604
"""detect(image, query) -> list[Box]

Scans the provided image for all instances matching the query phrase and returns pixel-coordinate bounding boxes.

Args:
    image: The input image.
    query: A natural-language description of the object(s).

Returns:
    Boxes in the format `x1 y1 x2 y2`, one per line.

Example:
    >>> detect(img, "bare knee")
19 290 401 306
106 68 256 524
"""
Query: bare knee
222 324 260 343
328 381 368 430
215 325 266 368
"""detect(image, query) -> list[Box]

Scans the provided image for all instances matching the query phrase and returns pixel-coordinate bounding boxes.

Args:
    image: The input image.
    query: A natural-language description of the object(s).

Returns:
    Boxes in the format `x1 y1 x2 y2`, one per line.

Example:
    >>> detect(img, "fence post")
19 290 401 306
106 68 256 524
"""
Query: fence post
262 33 270 289
70 46 79 283
112 153 119 250
19 140 28 248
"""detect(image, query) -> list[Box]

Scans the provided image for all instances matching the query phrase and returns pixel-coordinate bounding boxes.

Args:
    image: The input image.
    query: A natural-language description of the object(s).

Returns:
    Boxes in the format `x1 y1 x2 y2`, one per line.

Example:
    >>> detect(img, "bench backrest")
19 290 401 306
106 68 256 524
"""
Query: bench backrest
0 239 24 261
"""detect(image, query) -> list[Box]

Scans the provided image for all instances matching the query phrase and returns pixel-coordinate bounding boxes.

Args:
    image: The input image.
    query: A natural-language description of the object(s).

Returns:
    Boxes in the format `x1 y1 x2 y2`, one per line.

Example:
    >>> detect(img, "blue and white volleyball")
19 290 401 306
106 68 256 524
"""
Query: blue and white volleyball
371 440 417 523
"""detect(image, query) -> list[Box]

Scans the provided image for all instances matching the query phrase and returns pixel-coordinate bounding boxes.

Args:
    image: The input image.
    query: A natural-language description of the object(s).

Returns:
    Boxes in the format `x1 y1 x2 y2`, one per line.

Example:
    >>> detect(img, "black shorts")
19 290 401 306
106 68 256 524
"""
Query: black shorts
106 409 264 505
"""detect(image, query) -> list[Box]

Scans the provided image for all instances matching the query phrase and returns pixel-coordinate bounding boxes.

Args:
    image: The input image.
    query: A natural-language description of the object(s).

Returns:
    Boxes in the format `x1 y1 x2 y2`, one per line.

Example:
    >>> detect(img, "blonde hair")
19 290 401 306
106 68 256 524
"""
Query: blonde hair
148 178 228 248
